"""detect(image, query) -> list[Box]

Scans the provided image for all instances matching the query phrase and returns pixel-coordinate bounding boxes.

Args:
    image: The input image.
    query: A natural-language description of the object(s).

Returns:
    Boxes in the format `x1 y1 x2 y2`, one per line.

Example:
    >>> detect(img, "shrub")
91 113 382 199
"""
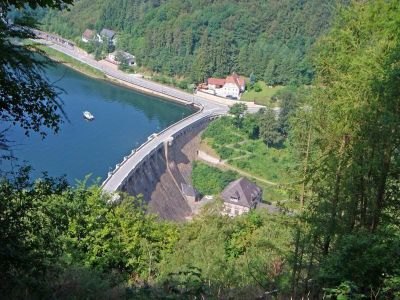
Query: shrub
254 82 262 92
218 147 234 159
192 162 238 195
177 80 189 90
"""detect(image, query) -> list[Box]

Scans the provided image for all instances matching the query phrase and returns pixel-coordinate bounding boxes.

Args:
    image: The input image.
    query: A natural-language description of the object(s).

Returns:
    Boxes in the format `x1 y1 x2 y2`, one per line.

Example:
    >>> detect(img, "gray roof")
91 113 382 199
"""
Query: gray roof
181 183 197 197
221 177 261 208
100 28 116 39
114 51 135 61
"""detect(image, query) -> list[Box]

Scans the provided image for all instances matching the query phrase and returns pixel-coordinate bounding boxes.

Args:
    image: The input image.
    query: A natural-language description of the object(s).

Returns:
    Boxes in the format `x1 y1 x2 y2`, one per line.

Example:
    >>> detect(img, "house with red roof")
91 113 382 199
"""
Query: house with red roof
202 73 246 99
81 29 95 43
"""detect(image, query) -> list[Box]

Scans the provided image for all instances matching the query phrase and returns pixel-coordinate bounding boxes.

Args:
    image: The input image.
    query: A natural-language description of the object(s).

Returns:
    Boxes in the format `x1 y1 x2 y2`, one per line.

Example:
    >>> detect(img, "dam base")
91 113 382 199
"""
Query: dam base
119 117 213 221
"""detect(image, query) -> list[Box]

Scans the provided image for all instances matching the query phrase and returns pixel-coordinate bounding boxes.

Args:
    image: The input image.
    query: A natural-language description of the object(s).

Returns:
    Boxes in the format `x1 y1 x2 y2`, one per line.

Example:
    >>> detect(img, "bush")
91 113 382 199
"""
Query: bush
218 147 234 159
235 160 250 169
192 162 238 195
202 117 242 145
177 79 189 90
51 266 124 300
254 82 262 92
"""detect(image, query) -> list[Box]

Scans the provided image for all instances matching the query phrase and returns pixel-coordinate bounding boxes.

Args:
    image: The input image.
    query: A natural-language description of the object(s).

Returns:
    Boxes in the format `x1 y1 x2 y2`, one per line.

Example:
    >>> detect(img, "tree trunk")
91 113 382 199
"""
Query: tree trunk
371 147 391 231
300 128 312 207
323 136 347 255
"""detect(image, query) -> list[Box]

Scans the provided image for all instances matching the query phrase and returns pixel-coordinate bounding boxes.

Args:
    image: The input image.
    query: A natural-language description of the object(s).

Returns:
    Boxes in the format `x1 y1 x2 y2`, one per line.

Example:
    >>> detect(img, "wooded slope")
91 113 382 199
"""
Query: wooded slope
42 0 345 84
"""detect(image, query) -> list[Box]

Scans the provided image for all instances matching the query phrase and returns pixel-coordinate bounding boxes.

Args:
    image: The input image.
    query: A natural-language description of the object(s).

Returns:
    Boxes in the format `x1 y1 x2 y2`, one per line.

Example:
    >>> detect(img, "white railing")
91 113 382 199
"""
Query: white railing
101 105 209 189
31 30 226 191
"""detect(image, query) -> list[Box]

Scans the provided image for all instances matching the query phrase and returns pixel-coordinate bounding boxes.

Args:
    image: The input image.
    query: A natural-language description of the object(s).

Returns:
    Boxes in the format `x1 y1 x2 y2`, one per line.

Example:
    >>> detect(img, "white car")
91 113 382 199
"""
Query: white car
147 133 158 141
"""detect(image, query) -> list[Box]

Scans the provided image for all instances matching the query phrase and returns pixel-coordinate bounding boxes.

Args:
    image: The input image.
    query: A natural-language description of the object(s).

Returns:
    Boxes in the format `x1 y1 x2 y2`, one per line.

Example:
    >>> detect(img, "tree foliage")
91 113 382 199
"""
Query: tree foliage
0 169 178 298
191 161 238 195
289 0 400 297
228 102 247 128
259 108 282 147
40 0 346 84
0 0 72 137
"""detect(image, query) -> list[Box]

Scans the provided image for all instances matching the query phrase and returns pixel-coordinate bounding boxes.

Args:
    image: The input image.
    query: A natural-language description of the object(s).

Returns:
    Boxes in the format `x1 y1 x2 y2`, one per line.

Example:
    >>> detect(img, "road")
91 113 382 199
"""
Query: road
37 40 231 112
35 38 263 192
102 110 219 192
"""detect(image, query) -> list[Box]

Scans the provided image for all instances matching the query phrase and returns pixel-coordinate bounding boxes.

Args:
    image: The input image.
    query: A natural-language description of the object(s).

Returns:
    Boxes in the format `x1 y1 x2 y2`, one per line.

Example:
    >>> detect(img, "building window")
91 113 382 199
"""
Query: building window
230 197 239 202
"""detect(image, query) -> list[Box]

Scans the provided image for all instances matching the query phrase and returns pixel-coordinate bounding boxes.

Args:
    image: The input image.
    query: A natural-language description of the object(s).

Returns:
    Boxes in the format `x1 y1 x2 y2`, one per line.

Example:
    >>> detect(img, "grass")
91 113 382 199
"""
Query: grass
191 161 238 196
35 44 105 79
201 116 296 202
241 81 284 106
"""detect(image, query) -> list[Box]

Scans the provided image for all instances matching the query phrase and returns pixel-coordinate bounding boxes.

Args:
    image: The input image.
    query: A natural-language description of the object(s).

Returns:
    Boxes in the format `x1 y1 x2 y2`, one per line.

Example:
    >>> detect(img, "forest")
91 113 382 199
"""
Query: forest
1 0 400 299
39 0 347 85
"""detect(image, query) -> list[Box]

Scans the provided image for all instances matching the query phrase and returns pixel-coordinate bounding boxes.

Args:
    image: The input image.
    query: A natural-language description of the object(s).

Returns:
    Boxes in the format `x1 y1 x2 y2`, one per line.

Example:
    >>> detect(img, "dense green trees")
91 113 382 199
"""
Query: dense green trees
157 210 293 299
0 169 179 298
258 108 283 147
1 0 400 299
228 102 247 128
40 0 345 84
289 0 400 297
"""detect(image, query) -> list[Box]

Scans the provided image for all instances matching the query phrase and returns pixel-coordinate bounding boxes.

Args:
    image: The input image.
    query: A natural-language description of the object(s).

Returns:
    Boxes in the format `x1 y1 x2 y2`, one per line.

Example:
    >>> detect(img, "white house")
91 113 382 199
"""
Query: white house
206 73 246 99
107 51 136 66
220 177 262 217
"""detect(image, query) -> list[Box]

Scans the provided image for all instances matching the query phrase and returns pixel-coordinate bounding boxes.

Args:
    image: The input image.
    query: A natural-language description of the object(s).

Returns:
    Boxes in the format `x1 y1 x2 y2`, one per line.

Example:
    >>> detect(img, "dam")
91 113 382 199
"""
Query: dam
36 34 263 220
102 108 221 220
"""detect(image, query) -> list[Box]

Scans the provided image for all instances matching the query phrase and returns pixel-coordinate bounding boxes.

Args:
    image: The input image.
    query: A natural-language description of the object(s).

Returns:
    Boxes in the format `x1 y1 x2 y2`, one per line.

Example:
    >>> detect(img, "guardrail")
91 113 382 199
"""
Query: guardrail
30 30 225 191
101 104 207 189
33 30 200 106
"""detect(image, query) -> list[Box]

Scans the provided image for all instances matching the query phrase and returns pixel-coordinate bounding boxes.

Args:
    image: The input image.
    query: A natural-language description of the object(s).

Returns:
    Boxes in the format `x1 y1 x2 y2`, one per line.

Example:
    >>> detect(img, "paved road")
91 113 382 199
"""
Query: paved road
36 39 262 192
102 110 219 192
38 40 228 113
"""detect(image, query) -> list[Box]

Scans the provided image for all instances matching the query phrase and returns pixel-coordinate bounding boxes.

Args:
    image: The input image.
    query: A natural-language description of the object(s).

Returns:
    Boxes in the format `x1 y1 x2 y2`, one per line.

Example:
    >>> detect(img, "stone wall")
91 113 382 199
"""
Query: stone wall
119 116 215 221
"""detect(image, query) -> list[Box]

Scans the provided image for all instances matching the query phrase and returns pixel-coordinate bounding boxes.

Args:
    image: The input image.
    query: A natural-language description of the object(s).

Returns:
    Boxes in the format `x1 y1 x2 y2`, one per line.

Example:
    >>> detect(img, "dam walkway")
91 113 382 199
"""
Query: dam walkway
101 107 221 193
33 33 263 194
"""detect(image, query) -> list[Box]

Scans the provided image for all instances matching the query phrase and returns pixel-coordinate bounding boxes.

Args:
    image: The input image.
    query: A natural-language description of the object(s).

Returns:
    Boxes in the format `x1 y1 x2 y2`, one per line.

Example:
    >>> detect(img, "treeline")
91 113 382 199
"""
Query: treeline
2 1 400 299
40 0 344 84
0 167 294 299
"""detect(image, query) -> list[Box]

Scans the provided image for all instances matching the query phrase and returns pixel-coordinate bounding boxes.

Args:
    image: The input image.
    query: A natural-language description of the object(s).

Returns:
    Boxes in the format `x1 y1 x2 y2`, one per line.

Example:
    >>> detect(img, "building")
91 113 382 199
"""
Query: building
99 28 117 45
81 29 95 43
220 177 262 217
107 51 136 66
204 73 246 99
181 183 199 203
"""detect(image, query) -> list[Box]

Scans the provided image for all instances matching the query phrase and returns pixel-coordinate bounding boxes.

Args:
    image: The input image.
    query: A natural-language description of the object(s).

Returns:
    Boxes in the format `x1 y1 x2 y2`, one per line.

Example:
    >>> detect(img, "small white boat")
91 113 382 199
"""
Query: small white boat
83 111 94 120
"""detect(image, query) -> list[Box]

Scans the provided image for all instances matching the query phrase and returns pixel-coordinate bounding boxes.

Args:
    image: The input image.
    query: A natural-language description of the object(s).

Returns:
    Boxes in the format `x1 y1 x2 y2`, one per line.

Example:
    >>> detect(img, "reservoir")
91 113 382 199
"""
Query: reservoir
3 63 193 183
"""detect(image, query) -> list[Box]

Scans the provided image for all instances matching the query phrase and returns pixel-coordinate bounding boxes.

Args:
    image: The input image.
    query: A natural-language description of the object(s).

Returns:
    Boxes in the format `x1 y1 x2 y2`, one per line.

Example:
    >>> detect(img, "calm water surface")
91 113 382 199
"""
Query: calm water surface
4 63 192 183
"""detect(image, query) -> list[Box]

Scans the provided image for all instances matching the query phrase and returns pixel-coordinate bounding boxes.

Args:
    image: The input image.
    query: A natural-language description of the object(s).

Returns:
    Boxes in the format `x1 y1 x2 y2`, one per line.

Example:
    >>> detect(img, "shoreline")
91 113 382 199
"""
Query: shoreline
40 45 198 110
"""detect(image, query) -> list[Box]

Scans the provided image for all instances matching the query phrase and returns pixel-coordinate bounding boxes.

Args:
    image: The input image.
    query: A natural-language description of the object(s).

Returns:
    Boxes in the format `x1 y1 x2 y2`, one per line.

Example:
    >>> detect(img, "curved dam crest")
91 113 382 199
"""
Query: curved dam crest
35 36 264 220
109 112 219 221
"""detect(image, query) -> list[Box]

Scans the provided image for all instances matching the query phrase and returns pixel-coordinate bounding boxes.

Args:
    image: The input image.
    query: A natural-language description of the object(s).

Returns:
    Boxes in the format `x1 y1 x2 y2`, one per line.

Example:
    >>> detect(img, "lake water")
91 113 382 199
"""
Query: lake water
2 63 192 184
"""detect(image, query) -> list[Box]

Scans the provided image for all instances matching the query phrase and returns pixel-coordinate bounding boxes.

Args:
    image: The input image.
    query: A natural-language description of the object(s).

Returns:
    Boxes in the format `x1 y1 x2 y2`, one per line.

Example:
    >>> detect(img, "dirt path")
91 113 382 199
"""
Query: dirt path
219 162 278 186
197 149 278 186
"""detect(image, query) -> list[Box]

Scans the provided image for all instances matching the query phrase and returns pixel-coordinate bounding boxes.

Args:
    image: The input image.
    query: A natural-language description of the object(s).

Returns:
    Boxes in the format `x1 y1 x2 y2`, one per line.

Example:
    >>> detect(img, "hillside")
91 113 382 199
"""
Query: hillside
41 0 345 84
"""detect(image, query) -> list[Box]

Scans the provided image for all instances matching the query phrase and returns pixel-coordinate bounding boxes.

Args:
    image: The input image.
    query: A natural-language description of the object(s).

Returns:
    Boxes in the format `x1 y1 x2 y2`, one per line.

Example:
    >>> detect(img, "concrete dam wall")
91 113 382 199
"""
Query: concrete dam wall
119 116 215 221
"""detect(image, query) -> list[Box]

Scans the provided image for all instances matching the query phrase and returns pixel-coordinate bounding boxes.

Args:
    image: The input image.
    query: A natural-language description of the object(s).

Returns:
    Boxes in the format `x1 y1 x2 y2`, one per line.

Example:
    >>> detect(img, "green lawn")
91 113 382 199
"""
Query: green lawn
35 44 105 78
241 81 284 106
201 116 296 202
191 161 239 196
